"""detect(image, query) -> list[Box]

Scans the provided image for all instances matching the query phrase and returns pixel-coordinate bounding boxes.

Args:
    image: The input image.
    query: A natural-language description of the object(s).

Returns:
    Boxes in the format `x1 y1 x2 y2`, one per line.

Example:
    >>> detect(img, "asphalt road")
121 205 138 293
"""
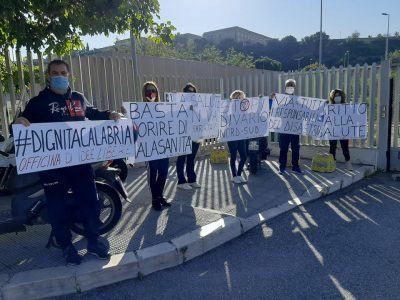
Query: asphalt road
62 173 400 300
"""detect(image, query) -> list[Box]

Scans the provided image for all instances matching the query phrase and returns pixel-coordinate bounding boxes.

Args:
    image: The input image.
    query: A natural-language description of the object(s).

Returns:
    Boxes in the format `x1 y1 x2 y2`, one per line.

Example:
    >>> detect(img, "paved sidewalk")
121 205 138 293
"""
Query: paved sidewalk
63 172 400 300
0 156 368 276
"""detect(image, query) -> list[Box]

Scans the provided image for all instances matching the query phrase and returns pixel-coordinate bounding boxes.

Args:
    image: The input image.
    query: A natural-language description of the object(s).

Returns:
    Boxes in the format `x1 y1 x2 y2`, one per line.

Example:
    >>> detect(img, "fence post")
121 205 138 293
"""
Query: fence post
4 49 16 116
15 49 25 101
0 80 9 137
368 63 377 147
219 77 224 98
376 60 391 170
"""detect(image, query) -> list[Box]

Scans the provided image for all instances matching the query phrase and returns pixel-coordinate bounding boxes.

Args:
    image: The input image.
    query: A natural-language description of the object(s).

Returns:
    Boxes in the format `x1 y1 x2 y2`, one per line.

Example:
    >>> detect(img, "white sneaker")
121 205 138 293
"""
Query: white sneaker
231 176 242 184
345 161 354 171
238 176 247 183
177 183 192 190
188 182 201 188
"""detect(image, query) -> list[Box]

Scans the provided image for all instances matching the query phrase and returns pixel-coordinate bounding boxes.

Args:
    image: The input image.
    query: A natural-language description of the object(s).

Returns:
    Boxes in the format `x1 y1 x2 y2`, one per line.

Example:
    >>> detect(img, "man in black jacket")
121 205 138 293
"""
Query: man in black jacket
15 59 121 265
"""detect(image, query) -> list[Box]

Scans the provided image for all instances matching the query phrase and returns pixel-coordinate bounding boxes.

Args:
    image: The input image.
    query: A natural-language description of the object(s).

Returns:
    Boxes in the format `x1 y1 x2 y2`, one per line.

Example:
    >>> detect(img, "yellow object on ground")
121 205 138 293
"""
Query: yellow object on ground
210 144 229 164
311 153 336 172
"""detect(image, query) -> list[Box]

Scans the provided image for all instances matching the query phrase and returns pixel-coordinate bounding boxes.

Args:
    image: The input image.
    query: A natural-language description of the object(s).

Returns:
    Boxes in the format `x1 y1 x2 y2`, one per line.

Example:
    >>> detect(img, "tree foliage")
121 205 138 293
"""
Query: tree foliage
225 48 255 68
255 56 282 71
0 0 175 54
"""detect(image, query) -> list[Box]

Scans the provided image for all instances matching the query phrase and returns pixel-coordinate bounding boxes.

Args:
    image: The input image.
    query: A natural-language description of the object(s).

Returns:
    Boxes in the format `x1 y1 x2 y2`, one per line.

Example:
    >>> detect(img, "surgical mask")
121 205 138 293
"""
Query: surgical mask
334 96 341 104
285 87 295 95
145 91 157 101
49 76 69 94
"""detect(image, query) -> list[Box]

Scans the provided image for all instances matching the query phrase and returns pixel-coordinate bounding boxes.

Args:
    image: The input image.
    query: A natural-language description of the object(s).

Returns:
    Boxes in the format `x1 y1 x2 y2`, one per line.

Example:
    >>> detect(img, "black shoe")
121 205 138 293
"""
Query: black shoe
159 197 171 207
63 245 82 266
87 240 110 260
152 199 163 211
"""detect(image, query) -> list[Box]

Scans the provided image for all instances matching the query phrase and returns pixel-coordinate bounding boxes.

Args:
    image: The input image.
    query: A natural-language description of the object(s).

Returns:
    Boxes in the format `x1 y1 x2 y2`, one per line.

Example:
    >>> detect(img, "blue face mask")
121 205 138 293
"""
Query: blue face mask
49 76 69 94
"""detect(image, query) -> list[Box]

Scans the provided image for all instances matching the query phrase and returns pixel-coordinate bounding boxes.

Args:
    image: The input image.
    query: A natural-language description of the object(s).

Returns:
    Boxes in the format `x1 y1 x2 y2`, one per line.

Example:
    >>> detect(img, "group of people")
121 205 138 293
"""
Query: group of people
13 59 354 265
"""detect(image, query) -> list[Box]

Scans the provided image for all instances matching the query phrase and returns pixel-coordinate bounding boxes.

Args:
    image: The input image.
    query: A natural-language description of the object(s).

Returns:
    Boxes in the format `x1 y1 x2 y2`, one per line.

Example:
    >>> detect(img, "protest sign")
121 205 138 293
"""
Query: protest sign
165 92 221 140
269 93 325 136
218 97 269 142
12 119 135 174
313 103 367 140
123 101 192 163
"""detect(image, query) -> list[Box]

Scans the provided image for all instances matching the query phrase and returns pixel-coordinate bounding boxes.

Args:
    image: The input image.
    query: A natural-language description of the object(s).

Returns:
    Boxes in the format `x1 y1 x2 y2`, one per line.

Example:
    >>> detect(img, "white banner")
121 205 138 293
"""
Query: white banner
165 92 221 141
313 103 368 140
123 102 192 163
12 120 135 174
269 93 325 136
218 97 269 142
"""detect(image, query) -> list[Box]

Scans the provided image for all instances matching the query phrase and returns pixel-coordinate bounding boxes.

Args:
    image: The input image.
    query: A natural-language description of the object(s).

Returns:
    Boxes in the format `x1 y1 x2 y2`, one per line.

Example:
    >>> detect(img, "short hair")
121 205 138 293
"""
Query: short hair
183 83 197 93
46 59 70 74
142 81 159 102
285 79 296 87
230 90 246 100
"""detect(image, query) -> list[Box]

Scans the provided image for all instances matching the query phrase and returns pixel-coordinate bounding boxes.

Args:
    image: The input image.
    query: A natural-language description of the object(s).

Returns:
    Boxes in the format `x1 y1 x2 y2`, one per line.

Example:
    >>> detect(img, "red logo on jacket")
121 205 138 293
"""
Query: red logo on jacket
66 100 85 117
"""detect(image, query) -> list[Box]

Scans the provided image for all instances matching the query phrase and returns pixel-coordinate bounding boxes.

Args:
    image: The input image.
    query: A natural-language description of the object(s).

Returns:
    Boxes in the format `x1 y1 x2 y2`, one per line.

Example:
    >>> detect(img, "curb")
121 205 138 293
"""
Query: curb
0 165 376 300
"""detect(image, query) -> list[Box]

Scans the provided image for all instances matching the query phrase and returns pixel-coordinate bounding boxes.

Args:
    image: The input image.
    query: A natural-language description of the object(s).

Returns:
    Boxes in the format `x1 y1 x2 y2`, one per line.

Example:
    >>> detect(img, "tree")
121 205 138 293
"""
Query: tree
350 31 361 39
255 57 282 71
0 0 175 54
302 62 326 71
390 50 400 64
225 48 255 68
199 46 224 64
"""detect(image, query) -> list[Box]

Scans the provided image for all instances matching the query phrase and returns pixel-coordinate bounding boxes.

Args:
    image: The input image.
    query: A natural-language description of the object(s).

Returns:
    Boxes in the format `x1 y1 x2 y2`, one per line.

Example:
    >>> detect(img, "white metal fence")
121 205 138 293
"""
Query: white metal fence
0 48 396 170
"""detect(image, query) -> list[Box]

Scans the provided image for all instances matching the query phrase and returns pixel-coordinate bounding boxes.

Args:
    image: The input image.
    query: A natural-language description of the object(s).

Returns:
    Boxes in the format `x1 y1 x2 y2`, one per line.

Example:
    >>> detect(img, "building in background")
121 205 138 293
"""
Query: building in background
203 26 273 46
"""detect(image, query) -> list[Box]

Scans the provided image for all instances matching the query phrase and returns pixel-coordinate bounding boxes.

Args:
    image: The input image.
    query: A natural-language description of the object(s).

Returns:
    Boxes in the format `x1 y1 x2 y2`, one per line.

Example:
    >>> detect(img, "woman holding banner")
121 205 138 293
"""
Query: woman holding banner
278 79 302 175
328 89 353 170
228 90 248 184
142 81 172 211
176 83 202 190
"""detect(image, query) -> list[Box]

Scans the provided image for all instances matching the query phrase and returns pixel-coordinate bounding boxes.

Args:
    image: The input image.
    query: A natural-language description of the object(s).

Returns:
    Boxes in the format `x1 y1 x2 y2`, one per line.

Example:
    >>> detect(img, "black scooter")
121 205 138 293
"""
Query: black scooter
0 139 125 239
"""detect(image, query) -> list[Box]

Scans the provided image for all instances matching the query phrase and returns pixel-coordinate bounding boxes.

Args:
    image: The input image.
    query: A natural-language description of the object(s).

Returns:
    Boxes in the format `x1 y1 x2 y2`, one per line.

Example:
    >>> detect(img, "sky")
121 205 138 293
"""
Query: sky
82 0 400 49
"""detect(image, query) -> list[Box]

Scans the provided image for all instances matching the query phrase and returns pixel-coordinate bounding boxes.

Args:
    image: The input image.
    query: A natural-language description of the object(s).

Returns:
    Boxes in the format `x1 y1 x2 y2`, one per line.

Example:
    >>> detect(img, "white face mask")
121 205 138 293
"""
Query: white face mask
334 96 341 104
285 87 295 95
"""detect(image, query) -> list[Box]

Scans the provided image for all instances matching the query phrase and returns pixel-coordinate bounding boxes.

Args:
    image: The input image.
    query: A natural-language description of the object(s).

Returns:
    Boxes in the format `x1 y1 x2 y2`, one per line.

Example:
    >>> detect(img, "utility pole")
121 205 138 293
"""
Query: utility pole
382 13 390 60
319 0 323 67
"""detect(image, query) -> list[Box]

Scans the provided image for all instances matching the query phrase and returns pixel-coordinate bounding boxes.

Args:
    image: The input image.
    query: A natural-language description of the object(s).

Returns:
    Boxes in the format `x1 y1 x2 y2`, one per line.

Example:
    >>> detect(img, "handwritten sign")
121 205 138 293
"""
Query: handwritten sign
12 120 135 174
165 92 221 140
269 93 325 136
218 97 269 142
313 103 367 140
123 102 192 163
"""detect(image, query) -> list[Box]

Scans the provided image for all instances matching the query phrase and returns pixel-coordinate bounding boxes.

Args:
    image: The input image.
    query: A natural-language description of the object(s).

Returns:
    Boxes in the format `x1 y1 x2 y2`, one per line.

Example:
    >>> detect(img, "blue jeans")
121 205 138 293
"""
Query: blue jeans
39 164 100 248
147 158 169 199
176 142 200 184
279 133 300 168
227 140 247 177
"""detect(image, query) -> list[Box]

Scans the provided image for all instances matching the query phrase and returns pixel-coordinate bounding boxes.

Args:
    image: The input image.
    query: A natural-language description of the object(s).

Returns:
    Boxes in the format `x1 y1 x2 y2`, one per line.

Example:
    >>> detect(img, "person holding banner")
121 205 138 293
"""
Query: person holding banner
176 83 202 190
142 81 172 211
14 59 121 265
278 79 302 174
328 89 353 170
228 90 248 184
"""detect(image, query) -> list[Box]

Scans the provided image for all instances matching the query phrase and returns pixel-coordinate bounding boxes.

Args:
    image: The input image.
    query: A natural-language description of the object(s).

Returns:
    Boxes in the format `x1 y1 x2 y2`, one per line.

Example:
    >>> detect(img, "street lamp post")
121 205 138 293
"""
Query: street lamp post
319 0 323 67
382 12 390 60
344 51 350 67
295 57 303 70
